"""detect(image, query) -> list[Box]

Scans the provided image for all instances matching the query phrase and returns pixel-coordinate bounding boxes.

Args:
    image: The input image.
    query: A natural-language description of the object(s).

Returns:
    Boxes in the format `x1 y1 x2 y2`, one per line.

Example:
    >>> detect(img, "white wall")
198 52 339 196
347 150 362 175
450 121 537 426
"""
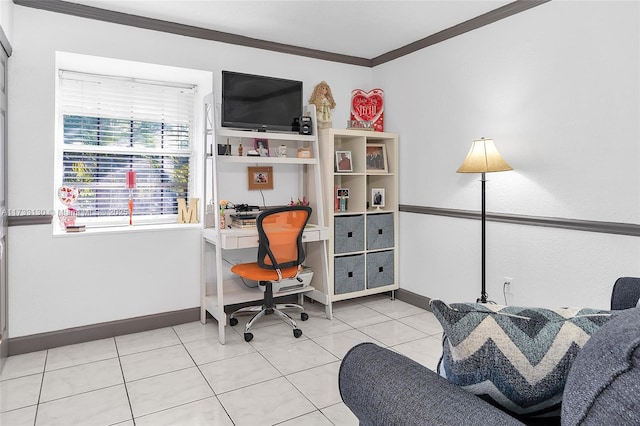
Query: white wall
375 1 640 309
8 1 640 338
8 5 371 337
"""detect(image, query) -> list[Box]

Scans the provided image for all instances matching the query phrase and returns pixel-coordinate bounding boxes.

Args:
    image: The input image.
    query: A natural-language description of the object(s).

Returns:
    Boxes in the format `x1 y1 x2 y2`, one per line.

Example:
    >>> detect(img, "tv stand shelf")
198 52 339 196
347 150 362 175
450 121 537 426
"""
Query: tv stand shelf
217 156 318 165
217 127 315 142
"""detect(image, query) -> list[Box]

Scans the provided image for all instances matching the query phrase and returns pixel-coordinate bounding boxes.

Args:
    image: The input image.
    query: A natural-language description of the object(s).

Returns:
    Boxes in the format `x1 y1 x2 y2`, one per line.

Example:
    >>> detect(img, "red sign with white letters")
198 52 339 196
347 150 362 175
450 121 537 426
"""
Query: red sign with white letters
351 88 384 132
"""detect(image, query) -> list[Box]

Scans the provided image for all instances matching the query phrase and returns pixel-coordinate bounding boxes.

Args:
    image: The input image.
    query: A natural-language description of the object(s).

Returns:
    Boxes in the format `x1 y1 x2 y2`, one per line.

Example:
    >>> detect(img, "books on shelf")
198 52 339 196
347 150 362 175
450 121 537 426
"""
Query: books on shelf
230 213 258 229
230 219 256 228
65 225 86 233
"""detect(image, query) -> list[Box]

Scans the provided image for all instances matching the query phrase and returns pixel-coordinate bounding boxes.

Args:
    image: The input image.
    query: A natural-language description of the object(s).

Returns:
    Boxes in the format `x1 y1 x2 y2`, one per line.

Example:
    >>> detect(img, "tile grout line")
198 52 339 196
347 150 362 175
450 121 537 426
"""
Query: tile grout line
113 336 137 426
32 350 49 426
177 325 236 425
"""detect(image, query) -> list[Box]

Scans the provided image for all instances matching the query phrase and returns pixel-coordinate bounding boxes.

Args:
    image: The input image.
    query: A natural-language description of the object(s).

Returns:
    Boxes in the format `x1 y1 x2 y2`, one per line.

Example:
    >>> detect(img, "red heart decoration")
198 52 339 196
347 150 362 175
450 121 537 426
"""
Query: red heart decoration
350 89 384 131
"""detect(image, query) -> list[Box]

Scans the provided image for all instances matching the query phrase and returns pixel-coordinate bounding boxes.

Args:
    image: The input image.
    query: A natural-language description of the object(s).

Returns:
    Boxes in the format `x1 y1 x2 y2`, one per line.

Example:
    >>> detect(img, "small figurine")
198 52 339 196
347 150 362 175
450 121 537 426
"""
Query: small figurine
309 81 336 129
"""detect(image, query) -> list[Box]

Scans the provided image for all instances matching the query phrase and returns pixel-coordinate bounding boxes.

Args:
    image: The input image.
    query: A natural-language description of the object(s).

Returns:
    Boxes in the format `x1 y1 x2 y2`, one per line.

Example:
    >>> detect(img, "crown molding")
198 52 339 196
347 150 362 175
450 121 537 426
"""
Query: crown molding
14 0 550 67
371 0 550 66
14 0 372 67
0 23 11 57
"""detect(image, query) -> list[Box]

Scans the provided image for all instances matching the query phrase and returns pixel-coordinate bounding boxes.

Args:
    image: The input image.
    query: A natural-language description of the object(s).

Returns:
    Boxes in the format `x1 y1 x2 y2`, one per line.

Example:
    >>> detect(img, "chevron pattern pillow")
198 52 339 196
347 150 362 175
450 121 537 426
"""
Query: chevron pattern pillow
430 300 615 419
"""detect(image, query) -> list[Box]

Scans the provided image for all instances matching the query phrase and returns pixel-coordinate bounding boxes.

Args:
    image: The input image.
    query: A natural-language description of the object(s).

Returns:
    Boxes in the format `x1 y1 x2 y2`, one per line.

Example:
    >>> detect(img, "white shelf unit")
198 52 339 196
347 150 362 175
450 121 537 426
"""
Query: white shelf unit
319 128 399 302
201 95 331 343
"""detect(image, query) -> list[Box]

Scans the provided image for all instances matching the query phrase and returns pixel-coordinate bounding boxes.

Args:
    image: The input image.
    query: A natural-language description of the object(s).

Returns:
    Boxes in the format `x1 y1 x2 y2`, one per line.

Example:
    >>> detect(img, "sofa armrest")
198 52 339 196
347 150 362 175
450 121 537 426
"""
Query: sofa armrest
339 342 524 426
562 307 640 425
610 277 640 310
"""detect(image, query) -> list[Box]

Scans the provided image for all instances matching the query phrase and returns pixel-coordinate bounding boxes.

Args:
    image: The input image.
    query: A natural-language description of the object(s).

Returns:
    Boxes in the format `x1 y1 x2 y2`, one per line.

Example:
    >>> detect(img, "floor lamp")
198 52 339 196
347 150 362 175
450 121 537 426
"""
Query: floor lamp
457 138 512 303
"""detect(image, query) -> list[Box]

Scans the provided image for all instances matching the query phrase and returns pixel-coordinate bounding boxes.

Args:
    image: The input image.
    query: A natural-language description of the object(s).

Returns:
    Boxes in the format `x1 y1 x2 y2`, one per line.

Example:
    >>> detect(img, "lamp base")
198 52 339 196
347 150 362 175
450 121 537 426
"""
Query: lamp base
477 295 496 304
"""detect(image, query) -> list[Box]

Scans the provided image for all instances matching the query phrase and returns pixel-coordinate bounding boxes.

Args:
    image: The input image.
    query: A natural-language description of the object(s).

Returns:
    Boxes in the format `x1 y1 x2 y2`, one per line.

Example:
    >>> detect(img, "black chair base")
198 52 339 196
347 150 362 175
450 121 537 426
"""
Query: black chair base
229 281 309 342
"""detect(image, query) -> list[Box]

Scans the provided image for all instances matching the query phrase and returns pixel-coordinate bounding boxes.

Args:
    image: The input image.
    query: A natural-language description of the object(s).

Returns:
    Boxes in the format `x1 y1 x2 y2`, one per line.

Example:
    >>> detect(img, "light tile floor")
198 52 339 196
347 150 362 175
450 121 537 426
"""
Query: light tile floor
0 294 444 426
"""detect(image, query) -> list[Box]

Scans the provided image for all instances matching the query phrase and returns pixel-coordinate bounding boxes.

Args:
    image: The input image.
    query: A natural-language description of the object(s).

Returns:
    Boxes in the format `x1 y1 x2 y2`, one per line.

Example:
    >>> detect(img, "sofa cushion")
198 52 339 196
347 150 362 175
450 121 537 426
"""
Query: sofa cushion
430 300 614 419
561 307 640 425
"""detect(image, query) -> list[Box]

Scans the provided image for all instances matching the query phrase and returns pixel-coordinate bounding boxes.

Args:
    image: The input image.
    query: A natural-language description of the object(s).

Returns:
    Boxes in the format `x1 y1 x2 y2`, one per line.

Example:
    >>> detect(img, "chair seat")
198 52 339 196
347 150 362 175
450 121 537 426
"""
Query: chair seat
231 262 300 282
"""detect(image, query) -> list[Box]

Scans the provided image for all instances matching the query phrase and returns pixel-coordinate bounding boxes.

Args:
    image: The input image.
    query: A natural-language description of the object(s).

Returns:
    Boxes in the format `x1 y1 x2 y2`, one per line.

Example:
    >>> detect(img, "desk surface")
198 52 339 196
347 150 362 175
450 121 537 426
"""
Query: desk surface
202 224 329 250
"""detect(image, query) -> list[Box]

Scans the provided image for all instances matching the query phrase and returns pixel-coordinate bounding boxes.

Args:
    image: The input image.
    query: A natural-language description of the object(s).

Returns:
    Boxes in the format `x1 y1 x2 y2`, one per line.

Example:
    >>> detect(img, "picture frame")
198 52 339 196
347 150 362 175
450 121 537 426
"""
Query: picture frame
337 188 350 198
366 144 388 173
254 138 270 157
335 150 353 172
372 188 385 208
248 166 273 190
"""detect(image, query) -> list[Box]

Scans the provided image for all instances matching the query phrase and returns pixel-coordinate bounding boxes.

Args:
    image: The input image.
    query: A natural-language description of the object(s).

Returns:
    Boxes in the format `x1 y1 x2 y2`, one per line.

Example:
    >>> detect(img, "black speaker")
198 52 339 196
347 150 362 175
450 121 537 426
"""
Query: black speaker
291 117 300 133
299 116 312 135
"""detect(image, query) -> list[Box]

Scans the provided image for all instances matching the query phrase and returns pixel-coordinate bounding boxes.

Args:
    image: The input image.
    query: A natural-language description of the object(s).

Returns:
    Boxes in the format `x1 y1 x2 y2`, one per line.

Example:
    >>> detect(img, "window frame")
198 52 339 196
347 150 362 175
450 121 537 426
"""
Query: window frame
54 52 210 234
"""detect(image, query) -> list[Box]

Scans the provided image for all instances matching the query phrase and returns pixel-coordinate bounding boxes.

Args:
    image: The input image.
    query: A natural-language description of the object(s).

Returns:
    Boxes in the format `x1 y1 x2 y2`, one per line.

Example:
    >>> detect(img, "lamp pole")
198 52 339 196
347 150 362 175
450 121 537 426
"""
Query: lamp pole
479 172 487 303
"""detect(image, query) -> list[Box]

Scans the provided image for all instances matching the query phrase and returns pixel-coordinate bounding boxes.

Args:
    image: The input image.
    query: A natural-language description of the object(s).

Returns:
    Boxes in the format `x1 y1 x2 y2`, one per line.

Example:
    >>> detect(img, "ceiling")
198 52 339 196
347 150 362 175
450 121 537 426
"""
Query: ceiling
63 0 514 59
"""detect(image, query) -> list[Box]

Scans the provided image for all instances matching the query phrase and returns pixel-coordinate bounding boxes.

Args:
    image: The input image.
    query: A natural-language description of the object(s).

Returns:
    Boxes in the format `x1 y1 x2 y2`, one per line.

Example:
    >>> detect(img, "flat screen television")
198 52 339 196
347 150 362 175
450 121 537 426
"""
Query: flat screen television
221 71 303 132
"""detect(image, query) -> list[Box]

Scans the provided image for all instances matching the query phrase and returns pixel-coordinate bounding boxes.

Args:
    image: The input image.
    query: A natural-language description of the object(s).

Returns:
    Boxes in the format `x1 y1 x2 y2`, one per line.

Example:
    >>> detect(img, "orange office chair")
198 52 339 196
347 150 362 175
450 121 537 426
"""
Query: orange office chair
229 205 312 342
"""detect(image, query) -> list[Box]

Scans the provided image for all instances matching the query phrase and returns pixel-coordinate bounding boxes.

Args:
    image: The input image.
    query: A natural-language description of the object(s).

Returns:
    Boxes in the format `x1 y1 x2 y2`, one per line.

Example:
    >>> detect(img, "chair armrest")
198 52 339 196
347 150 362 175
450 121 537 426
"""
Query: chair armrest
339 342 525 426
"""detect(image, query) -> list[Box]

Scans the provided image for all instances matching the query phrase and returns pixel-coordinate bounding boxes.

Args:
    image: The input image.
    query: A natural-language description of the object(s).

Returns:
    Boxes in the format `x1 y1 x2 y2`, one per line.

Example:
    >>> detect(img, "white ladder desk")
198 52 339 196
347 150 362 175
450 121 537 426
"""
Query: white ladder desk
201 224 331 344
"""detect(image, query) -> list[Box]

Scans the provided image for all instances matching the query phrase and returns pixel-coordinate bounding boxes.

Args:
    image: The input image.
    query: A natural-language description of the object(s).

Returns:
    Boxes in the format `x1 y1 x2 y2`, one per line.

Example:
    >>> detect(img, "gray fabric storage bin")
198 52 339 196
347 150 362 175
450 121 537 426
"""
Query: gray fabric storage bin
334 215 364 254
366 213 394 250
334 254 365 294
366 250 395 289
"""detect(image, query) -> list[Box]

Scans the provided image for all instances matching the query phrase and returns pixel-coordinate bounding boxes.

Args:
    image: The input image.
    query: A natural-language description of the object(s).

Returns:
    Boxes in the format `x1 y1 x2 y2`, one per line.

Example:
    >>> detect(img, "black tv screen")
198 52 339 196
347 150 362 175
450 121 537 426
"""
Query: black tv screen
222 71 303 132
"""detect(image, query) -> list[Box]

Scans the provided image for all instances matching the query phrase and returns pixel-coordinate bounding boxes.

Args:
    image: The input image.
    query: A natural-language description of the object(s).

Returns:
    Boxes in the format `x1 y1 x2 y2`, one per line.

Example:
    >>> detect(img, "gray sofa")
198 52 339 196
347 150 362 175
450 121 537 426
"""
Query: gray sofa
339 282 640 426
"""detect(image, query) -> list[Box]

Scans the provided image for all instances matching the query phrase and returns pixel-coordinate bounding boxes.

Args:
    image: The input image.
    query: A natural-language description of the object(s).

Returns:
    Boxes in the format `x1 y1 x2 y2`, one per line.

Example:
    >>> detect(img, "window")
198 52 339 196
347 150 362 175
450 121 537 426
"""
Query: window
58 71 196 229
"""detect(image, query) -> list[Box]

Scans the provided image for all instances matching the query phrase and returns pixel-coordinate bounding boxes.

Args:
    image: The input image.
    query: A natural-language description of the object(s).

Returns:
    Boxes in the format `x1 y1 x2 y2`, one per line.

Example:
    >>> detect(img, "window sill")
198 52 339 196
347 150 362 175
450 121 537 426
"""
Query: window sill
53 222 201 237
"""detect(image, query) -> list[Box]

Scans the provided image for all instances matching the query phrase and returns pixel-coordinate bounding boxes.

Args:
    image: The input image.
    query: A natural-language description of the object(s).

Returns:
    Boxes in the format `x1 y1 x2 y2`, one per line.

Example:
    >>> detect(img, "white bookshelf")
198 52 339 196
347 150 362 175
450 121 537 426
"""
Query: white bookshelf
319 128 399 302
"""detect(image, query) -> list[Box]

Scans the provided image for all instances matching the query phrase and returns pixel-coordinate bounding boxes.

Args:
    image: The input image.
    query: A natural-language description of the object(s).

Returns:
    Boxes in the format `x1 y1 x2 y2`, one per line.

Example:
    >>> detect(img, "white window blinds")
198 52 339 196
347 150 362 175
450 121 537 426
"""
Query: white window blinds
59 71 196 225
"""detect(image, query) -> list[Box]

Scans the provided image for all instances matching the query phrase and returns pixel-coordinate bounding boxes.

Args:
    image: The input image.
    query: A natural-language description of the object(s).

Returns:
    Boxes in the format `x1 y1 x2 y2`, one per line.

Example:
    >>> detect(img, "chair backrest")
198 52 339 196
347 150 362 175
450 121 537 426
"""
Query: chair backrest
256 205 311 271
610 277 640 310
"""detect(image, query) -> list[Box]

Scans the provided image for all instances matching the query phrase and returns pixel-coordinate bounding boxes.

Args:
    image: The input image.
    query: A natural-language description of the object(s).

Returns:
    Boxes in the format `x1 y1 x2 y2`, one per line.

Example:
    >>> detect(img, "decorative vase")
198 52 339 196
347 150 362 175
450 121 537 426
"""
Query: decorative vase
219 213 225 228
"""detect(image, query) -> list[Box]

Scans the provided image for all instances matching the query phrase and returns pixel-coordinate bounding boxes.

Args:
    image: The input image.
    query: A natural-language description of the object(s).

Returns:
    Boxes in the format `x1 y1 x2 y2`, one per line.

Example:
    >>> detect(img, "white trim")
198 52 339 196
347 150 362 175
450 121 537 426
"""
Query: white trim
53 222 201 237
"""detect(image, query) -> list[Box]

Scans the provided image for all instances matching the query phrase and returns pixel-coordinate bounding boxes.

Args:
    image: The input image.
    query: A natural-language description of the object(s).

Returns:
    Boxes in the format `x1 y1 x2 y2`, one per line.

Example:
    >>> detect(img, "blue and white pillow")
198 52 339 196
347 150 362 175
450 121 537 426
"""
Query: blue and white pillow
430 300 615 418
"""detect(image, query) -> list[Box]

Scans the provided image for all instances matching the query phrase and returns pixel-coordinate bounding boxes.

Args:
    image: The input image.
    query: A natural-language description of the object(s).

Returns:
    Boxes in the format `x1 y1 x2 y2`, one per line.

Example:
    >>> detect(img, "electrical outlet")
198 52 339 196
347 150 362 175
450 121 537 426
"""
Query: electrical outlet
504 277 513 286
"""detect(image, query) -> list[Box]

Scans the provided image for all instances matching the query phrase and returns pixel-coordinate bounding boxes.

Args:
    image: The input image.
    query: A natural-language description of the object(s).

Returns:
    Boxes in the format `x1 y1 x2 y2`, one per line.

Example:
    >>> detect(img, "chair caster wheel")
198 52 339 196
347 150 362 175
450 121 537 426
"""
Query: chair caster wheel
301 312 309 321
293 329 302 338
244 332 253 342
229 317 238 326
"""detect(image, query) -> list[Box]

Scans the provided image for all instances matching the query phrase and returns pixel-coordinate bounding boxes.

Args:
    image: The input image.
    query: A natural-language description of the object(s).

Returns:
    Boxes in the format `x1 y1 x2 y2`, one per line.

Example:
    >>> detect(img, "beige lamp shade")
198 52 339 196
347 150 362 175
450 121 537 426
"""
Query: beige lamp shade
457 138 513 173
